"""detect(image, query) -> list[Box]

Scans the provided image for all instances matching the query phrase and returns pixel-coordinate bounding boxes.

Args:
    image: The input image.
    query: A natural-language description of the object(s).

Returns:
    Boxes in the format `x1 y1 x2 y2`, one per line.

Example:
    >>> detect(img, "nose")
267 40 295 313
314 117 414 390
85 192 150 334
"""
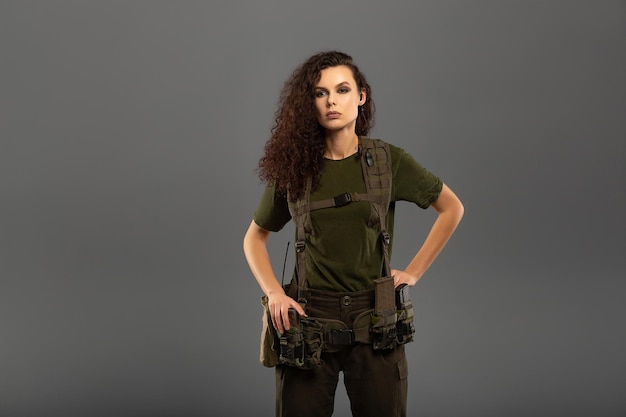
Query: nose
326 93 336 107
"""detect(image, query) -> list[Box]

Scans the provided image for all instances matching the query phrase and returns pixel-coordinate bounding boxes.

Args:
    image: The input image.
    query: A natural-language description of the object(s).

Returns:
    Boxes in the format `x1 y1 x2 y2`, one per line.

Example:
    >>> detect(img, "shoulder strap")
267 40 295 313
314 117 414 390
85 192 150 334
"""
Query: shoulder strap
287 177 312 305
359 137 393 276
287 137 393 304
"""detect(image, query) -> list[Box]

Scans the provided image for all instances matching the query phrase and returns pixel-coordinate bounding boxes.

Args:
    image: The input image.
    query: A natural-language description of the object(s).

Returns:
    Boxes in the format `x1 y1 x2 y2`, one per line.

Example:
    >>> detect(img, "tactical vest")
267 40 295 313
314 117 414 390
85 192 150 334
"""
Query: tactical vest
287 136 394 299
276 137 415 369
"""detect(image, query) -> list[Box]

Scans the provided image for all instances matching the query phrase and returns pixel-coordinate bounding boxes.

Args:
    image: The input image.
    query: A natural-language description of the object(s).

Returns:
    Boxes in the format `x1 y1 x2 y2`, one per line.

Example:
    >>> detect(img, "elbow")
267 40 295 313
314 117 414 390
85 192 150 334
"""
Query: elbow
450 198 464 228
456 200 465 222
243 233 249 255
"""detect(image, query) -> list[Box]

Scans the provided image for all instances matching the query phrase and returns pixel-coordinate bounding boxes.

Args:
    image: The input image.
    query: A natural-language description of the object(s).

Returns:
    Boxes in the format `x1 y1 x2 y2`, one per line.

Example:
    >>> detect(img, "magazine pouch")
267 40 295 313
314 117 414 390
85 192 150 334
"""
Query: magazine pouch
278 309 324 369
395 284 415 344
371 276 398 350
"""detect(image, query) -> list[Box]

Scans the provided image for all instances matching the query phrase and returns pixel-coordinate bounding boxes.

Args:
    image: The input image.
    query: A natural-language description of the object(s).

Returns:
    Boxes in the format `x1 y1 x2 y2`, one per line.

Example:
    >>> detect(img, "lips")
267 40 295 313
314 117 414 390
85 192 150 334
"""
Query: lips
326 111 341 119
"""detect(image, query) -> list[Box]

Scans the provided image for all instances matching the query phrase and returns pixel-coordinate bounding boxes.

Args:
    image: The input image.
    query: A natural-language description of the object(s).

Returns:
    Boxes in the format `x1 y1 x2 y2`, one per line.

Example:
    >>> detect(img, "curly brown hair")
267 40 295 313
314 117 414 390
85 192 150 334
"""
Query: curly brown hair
257 50 375 201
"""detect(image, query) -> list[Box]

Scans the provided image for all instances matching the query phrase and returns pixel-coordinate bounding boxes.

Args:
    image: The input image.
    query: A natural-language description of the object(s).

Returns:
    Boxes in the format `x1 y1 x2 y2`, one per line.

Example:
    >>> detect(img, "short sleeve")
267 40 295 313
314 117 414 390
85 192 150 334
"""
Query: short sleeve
252 183 292 232
391 145 443 209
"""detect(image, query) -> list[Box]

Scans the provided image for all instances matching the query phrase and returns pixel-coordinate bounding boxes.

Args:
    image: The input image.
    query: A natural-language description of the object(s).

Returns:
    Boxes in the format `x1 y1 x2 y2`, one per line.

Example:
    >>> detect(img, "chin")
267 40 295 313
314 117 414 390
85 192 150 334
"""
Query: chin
322 121 352 131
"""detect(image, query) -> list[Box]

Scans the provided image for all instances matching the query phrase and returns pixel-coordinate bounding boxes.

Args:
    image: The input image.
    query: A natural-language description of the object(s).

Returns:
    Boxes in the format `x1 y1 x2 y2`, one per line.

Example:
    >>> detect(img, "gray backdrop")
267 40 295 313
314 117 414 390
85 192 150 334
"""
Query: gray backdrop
1 1 624 416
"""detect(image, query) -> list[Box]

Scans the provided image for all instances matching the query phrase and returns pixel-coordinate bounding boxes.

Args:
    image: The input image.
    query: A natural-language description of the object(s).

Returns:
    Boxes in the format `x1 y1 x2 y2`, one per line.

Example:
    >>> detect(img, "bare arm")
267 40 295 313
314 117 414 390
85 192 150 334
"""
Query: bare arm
243 220 306 333
391 183 464 287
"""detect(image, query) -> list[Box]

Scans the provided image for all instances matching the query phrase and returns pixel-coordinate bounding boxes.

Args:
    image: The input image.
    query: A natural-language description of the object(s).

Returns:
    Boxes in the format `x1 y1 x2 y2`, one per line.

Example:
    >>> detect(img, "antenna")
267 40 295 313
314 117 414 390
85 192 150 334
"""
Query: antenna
281 241 290 287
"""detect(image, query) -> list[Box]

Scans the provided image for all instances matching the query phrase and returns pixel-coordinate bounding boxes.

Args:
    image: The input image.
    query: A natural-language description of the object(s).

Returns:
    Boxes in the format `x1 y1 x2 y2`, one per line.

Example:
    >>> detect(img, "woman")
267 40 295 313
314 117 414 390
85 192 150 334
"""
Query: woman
243 50 464 417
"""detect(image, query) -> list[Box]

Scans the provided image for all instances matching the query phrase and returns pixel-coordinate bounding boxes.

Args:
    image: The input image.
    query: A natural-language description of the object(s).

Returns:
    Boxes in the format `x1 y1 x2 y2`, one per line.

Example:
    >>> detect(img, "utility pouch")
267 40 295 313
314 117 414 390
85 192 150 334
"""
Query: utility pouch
278 309 324 369
395 284 415 345
259 295 280 367
371 276 398 350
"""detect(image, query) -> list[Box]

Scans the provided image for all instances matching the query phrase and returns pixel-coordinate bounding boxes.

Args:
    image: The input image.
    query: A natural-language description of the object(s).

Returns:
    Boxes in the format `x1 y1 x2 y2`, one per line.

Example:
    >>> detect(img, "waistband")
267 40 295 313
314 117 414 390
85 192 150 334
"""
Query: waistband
303 288 375 310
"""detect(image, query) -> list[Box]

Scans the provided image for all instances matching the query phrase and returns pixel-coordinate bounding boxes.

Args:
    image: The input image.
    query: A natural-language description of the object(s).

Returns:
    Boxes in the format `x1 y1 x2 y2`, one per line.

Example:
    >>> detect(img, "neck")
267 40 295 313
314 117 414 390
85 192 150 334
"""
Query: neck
324 131 359 160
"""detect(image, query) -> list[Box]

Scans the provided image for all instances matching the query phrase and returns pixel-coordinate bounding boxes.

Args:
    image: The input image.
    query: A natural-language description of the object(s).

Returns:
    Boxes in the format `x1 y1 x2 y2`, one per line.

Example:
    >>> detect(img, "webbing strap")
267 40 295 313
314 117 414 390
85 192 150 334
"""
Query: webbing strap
289 177 312 305
308 192 387 211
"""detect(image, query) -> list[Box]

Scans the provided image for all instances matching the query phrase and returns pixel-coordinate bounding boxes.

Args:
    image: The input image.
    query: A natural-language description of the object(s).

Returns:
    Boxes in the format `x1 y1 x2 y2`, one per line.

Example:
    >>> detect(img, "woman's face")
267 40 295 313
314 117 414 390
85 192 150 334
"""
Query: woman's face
313 65 366 134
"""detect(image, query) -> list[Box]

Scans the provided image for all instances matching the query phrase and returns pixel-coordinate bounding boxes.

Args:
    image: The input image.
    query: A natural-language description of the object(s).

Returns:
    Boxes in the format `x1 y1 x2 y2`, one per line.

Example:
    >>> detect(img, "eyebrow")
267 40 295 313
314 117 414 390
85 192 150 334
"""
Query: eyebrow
314 81 352 91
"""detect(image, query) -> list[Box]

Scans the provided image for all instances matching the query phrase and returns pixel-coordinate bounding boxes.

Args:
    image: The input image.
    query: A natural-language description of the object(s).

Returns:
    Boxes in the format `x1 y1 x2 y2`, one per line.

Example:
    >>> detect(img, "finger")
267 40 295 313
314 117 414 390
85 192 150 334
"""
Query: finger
293 303 307 317
272 307 285 334
281 308 291 332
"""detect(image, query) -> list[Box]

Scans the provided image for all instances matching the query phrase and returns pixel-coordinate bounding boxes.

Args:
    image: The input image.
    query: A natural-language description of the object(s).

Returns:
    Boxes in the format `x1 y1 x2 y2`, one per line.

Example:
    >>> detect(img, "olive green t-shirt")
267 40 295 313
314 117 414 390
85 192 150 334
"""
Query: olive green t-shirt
253 141 442 292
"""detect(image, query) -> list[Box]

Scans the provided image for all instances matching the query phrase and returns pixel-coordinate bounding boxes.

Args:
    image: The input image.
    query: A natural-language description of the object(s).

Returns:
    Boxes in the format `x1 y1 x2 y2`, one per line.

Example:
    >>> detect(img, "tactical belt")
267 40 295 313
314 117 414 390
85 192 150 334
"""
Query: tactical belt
278 277 416 369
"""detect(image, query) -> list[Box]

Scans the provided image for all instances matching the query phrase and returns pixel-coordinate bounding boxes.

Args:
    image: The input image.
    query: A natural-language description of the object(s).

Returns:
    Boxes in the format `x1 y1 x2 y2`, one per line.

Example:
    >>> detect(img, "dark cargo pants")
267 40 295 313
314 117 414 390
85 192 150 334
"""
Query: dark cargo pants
275 288 408 417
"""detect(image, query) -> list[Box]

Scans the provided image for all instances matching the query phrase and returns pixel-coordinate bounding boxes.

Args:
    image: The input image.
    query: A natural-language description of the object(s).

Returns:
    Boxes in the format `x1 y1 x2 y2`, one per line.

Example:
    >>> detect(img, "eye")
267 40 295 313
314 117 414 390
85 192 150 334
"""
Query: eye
315 90 327 98
338 87 350 93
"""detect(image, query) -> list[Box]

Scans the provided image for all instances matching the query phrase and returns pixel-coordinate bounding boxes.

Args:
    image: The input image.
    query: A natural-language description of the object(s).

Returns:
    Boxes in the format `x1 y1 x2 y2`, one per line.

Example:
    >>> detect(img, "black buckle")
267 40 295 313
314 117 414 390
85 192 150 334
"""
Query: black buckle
329 329 354 345
295 240 306 252
365 149 374 167
333 193 352 207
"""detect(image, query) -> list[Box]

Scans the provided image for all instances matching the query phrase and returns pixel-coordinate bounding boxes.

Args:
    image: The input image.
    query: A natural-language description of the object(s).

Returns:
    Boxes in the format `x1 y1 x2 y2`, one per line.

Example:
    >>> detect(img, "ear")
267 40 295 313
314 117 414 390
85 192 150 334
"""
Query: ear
359 89 367 106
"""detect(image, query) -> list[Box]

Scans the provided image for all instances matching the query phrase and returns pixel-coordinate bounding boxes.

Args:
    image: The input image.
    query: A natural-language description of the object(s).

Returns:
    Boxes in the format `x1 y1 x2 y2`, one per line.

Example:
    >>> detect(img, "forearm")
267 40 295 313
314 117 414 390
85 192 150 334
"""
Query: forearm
405 183 464 282
405 209 463 280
